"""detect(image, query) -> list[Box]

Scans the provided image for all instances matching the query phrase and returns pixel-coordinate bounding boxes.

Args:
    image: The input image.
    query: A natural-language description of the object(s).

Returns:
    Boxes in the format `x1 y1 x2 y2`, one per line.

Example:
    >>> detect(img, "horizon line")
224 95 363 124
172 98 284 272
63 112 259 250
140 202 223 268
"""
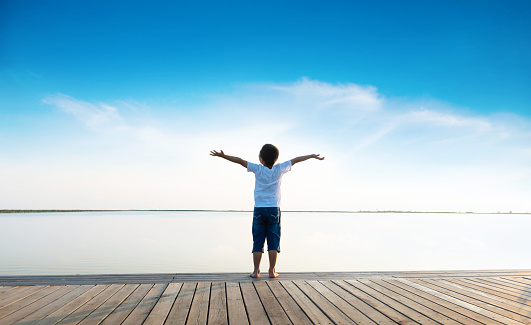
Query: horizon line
1 209 529 215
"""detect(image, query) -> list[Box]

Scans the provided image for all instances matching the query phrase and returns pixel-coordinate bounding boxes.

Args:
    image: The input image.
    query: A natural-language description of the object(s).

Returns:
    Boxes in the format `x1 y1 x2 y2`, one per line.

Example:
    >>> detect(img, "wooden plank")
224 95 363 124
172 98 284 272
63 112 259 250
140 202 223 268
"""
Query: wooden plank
363 279 462 324
451 278 531 306
505 276 531 287
0 286 33 303
121 283 167 325
1 285 78 324
333 280 416 325
254 281 290 325
469 278 531 301
55 283 124 325
143 282 182 325
497 279 531 297
320 280 395 324
293 280 354 324
166 282 196 325
438 278 531 311
346 280 439 324
13 285 91 325
477 277 531 292
186 282 210 325
4 271 531 325
0 286 15 295
307 280 376 324
462 278 531 298
281 280 333 325
226 282 248 325
485 277 531 295
0 286 48 309
31 284 108 325
208 282 228 325
433 279 531 321
267 281 311 325
99 283 153 325
77 283 139 325
377 279 484 325
394 278 508 325
3 270 531 285
409 278 523 325
240 282 270 325
503 276 531 284
0 286 61 320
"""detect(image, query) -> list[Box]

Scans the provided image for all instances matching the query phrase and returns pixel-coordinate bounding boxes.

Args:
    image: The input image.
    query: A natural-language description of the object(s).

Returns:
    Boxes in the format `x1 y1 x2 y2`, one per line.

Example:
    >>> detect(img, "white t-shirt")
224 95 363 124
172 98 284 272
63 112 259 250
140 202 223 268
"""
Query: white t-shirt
247 160 292 207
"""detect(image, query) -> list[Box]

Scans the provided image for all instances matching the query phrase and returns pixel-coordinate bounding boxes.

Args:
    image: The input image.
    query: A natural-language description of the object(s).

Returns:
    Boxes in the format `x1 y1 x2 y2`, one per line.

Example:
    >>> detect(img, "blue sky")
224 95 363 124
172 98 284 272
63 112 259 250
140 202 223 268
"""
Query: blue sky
1 0 530 211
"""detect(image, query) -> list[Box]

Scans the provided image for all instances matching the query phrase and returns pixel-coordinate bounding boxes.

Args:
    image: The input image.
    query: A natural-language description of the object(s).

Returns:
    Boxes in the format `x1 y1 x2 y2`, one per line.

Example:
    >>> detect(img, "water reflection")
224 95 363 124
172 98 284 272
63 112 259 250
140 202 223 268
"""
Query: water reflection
0 211 530 275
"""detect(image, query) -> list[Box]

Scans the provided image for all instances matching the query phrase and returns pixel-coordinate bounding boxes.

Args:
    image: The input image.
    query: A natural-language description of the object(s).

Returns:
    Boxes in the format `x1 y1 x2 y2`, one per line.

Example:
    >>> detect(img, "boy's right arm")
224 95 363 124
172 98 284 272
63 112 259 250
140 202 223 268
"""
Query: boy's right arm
210 150 248 168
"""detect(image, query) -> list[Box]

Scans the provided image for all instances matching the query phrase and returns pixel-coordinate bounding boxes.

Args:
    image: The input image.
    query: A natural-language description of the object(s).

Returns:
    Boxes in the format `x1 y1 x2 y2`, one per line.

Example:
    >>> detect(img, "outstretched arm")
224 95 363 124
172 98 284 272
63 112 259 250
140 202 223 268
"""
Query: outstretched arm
291 154 325 166
210 150 248 168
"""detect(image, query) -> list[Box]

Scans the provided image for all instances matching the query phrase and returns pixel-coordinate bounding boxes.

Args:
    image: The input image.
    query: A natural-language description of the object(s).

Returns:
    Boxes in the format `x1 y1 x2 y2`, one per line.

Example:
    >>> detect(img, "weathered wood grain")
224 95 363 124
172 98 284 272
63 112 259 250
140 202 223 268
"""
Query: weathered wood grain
267 281 311 325
240 282 269 325
1 270 530 325
32 284 108 325
186 282 210 325
121 283 167 325
165 282 196 325
143 282 182 325
100 283 153 325
226 282 248 325
307 280 376 325
77 283 138 325
13 285 92 325
253 281 290 325
208 282 228 325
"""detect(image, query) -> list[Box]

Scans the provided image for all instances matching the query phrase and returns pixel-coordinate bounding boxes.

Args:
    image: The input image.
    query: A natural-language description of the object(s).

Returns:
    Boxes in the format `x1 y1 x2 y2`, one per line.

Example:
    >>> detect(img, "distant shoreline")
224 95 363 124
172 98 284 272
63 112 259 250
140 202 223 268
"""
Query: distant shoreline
0 209 528 214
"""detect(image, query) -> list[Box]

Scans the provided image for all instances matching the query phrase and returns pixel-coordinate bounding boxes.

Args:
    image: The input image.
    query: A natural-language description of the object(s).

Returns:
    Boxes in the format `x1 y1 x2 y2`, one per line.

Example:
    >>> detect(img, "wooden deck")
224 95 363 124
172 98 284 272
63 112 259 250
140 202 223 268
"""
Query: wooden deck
0 270 530 324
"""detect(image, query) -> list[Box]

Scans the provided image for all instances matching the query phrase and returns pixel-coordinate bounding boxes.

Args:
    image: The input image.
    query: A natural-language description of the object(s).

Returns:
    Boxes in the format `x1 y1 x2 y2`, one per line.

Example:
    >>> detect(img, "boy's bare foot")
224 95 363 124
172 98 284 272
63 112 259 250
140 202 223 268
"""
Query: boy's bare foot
250 270 260 278
269 270 279 278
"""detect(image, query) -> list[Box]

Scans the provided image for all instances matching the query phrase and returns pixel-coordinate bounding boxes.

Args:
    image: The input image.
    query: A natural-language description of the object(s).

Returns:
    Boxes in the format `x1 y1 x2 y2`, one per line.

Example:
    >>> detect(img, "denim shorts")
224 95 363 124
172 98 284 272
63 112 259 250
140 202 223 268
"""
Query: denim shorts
252 207 281 253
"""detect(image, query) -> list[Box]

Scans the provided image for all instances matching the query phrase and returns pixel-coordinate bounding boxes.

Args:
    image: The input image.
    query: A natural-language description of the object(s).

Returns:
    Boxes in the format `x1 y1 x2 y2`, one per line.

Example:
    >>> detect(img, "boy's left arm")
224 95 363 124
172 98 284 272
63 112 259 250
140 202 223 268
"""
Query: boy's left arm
290 154 325 166
210 150 248 168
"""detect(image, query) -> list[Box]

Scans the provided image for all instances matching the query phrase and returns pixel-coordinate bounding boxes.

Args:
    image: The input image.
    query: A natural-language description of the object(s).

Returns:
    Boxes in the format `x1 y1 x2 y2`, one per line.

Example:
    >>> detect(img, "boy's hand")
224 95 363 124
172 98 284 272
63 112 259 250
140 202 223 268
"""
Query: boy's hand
210 150 225 157
312 154 325 160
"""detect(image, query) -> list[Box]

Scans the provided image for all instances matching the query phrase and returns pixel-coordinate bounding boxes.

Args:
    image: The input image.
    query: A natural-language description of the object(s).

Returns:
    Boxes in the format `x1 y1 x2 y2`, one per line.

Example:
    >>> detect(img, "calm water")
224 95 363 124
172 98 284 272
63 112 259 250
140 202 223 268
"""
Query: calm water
1 211 530 275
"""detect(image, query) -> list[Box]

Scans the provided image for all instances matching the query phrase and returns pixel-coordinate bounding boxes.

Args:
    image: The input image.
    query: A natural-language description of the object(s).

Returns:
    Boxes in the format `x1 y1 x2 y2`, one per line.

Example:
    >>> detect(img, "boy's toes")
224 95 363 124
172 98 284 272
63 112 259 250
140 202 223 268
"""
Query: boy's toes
250 271 260 278
269 271 279 278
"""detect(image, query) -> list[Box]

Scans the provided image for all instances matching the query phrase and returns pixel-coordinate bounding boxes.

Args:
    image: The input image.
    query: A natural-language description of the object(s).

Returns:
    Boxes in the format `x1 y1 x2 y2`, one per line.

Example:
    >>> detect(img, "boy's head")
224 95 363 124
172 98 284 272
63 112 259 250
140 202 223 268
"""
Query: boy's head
259 144 279 168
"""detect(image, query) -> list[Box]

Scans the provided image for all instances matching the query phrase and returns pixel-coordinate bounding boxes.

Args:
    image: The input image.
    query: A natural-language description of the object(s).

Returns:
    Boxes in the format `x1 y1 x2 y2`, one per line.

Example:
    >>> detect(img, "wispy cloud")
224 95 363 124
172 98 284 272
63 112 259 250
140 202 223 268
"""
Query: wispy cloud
42 94 123 130
42 93 181 151
10 79 530 211
270 77 383 112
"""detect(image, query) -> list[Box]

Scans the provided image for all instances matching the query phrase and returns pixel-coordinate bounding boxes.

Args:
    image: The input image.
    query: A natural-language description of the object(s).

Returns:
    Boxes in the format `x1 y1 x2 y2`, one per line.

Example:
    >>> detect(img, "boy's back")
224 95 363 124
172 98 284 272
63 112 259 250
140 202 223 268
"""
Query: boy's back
247 160 292 207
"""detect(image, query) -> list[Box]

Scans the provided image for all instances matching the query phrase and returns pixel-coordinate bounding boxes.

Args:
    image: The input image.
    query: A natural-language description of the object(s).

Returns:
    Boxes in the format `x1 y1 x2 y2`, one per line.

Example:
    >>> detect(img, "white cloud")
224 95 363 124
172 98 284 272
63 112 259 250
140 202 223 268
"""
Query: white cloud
42 93 183 152
270 77 383 112
4 79 530 212
42 94 122 129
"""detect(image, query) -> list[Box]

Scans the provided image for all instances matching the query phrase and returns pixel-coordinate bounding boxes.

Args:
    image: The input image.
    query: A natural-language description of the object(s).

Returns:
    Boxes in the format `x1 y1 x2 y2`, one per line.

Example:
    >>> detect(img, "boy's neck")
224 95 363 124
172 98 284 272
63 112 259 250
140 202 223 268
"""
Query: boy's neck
260 157 274 169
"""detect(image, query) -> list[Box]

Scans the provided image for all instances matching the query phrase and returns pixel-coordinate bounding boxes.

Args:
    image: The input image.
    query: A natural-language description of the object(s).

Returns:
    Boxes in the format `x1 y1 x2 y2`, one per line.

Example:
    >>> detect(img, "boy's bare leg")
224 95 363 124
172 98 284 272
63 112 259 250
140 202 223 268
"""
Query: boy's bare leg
250 252 262 278
268 250 279 278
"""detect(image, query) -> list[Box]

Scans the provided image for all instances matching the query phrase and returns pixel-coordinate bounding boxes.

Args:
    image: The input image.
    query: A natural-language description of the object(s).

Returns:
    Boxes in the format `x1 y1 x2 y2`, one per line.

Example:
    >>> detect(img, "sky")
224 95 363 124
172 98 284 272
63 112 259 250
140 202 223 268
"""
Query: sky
1 0 530 212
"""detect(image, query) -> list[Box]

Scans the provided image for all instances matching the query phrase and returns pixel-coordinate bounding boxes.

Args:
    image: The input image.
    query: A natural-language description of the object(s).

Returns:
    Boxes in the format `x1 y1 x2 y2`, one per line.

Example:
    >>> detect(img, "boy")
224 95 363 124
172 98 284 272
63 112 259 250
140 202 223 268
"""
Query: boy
210 144 324 278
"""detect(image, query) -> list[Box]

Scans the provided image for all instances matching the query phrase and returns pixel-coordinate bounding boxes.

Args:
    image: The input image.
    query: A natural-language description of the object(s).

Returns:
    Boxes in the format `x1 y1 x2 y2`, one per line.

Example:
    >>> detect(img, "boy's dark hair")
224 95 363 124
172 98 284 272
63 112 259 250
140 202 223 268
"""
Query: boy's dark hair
260 144 279 167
